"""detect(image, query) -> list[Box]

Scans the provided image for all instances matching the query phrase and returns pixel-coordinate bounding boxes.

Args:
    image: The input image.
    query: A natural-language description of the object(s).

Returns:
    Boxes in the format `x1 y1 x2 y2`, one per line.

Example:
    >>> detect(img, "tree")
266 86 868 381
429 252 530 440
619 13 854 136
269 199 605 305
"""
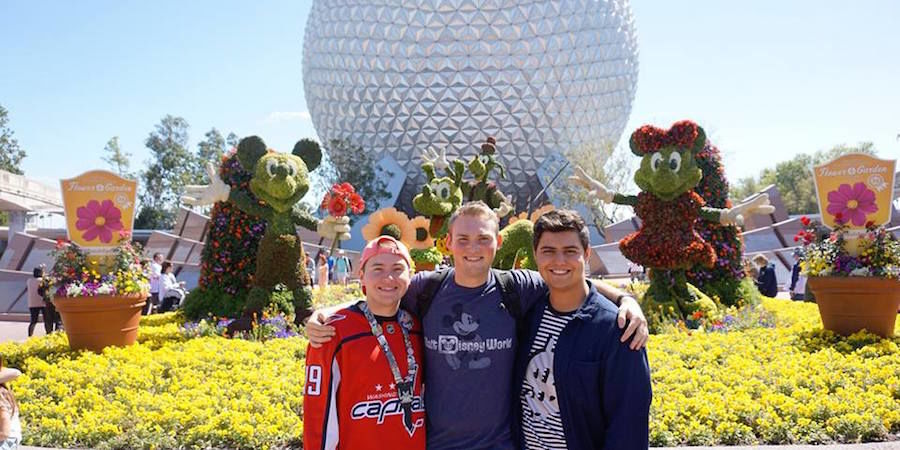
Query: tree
0 104 26 175
729 142 879 214
553 141 636 227
316 139 391 222
101 136 133 178
135 115 194 229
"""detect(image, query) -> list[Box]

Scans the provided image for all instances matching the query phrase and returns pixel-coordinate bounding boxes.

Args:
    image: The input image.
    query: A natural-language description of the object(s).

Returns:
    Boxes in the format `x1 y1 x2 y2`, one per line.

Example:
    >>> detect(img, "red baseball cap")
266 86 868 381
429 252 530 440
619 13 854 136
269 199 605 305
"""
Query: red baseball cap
359 235 414 271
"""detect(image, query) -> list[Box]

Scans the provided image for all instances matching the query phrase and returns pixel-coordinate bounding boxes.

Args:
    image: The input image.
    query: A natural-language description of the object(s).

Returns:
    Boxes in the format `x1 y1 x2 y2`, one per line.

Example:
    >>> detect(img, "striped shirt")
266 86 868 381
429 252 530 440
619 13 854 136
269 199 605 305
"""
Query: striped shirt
519 305 576 450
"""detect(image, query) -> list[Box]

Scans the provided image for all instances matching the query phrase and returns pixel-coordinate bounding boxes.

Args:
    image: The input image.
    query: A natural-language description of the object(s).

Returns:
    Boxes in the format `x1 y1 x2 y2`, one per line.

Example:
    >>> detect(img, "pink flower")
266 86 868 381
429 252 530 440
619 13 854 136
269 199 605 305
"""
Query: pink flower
76 200 123 243
826 182 878 226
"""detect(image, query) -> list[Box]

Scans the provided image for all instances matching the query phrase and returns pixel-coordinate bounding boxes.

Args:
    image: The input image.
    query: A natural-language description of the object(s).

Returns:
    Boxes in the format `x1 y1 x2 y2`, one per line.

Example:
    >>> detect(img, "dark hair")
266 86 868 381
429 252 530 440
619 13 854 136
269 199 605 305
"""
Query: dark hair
161 261 173 272
153 252 164 260
533 209 590 250
33 267 43 278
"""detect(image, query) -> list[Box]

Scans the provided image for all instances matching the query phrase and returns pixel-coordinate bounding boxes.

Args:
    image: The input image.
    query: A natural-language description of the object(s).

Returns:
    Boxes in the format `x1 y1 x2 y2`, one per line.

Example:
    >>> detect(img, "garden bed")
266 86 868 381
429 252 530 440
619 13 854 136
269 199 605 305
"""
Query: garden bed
3 287 898 449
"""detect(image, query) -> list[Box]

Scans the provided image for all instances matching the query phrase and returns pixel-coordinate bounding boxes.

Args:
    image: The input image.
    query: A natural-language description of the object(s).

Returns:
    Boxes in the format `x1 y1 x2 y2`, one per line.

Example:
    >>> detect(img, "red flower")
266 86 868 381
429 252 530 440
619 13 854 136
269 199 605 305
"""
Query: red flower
320 183 365 217
800 216 810 227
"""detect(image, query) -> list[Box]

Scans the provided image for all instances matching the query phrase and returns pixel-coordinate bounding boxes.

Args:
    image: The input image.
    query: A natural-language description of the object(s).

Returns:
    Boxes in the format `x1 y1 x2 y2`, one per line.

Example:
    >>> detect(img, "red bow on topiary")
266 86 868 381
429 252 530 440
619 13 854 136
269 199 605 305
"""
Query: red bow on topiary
629 120 702 155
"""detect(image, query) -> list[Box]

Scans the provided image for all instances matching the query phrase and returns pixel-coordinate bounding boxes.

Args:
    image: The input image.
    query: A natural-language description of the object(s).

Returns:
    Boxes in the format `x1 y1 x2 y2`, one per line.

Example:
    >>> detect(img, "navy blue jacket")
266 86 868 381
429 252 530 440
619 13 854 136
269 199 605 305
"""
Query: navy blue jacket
756 263 778 297
514 282 652 450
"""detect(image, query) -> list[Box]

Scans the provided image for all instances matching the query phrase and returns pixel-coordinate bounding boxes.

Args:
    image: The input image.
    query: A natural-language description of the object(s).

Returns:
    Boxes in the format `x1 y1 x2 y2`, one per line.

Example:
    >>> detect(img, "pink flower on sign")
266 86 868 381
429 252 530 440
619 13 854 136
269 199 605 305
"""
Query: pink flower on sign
76 199 124 243
826 182 878 226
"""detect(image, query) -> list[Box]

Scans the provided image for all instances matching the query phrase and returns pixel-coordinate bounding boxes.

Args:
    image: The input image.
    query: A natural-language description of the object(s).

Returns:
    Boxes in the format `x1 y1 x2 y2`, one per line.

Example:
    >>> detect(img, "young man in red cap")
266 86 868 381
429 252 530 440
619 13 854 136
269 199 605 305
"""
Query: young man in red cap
303 236 425 450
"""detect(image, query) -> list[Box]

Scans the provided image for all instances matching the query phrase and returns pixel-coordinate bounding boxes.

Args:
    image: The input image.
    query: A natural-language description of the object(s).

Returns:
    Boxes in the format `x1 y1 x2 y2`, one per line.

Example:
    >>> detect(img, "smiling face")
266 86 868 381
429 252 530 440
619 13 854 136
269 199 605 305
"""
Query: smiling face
249 153 310 213
534 230 589 293
446 213 501 284
633 147 702 201
361 252 412 316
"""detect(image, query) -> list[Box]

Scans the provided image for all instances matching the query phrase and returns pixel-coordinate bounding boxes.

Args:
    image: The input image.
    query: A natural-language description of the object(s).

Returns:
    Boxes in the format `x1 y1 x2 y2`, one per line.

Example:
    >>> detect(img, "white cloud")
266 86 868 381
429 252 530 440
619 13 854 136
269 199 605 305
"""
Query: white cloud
263 111 312 123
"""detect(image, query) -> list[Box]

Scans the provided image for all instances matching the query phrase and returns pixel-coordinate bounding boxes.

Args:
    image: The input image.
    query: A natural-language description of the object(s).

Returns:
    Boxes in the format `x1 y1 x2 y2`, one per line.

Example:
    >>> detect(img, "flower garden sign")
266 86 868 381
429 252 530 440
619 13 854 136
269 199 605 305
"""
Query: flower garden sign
55 170 146 352
809 153 899 337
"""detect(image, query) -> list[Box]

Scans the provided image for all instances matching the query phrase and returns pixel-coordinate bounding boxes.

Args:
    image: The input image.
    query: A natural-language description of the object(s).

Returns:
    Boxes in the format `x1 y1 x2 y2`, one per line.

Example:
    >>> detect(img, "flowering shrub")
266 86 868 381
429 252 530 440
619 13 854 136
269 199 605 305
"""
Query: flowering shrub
687 143 749 306
410 246 443 268
181 311 300 341
49 235 149 298
796 217 900 279
195 152 267 299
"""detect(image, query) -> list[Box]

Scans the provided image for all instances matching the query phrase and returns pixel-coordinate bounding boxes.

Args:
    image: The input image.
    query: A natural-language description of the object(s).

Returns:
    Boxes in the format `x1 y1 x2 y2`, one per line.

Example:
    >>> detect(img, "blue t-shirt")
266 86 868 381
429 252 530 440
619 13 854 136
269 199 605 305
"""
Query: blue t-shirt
402 269 547 450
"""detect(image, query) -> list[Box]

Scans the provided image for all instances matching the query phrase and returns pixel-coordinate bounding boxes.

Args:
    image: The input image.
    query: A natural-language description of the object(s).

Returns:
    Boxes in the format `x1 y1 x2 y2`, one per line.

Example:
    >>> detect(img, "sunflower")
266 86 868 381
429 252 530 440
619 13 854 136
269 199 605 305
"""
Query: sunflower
409 216 434 250
361 207 415 247
435 236 451 256
508 204 555 225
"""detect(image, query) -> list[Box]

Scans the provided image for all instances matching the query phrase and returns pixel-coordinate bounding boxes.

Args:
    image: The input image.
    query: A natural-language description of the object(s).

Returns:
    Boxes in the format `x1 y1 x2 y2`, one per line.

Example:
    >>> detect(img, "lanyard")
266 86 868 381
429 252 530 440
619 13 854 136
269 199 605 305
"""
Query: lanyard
358 302 419 436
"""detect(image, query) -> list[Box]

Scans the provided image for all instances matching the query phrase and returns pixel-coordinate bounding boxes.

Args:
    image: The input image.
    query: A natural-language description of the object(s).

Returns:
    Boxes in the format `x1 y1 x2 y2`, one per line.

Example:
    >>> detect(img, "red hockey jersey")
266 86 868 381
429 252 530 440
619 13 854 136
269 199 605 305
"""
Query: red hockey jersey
303 302 425 450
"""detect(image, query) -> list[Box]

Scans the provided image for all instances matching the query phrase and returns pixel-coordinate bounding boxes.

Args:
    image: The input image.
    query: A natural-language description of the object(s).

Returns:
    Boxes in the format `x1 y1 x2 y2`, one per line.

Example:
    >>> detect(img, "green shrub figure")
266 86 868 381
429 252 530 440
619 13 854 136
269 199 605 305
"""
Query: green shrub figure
183 137 349 324
570 120 774 322
192 153 266 301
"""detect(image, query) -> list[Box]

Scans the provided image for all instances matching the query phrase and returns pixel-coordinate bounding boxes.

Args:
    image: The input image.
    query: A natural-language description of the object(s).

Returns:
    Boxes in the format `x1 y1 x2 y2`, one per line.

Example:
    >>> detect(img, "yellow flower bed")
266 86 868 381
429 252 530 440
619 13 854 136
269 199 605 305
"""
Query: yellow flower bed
2 298 898 448
649 298 900 446
9 314 307 449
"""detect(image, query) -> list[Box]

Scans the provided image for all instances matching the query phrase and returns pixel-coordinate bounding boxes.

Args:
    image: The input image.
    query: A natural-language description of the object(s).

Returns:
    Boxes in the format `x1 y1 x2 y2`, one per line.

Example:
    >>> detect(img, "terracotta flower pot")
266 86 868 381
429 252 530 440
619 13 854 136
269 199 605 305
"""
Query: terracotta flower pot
415 261 436 272
807 277 900 338
52 293 147 352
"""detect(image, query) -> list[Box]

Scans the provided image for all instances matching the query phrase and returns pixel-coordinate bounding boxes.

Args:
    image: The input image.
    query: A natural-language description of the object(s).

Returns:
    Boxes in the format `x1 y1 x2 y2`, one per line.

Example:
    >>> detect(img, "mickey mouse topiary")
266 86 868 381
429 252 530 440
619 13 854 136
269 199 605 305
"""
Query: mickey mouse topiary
183 136 349 325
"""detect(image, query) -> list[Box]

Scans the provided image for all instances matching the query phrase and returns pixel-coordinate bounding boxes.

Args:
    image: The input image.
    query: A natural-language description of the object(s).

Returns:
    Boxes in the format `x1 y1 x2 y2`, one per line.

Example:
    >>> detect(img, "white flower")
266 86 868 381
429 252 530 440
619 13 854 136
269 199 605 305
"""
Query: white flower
849 267 870 277
66 283 84 297
96 284 115 295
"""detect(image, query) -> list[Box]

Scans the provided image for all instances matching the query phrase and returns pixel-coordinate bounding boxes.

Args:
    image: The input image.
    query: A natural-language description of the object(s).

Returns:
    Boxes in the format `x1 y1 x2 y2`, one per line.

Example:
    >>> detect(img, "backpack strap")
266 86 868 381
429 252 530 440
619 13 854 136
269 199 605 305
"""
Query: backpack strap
492 269 523 320
415 268 451 320
493 269 529 338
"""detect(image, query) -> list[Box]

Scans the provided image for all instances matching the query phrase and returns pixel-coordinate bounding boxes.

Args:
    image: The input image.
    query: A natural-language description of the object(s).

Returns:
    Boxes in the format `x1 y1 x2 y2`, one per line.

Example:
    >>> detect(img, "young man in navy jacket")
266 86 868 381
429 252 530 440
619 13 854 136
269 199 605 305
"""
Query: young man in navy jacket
516 210 652 449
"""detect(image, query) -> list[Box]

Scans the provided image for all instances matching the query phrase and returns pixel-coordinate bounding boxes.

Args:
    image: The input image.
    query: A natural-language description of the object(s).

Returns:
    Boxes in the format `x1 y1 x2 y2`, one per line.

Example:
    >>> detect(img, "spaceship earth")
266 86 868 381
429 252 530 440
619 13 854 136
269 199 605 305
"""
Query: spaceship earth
302 0 639 210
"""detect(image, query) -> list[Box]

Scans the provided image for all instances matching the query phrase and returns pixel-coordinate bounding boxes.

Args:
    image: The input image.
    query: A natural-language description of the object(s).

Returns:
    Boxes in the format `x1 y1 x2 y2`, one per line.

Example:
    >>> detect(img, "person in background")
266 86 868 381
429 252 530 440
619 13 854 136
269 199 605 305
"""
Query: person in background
26 267 52 337
334 249 352 285
159 262 186 313
316 252 329 291
789 250 806 301
147 252 164 315
0 361 21 449
753 254 778 298
327 254 335 282
304 253 317 286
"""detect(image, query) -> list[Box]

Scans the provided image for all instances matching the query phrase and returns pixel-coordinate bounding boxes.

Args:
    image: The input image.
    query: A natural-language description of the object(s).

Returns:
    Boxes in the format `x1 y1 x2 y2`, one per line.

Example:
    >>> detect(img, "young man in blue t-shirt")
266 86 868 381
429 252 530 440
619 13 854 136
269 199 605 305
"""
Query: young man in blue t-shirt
517 209 651 450
307 201 649 450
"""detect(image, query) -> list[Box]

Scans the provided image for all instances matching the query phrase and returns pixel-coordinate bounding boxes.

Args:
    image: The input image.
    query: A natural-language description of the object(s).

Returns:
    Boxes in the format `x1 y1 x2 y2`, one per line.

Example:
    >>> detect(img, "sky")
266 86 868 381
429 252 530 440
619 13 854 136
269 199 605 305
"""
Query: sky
1 0 898 194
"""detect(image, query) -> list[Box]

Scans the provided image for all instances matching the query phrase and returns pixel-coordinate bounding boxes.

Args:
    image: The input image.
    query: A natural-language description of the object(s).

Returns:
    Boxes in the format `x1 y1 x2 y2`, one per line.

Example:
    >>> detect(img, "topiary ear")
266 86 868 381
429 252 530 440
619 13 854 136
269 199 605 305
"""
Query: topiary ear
292 139 322 171
237 136 268 171
692 126 707 155
628 133 642 156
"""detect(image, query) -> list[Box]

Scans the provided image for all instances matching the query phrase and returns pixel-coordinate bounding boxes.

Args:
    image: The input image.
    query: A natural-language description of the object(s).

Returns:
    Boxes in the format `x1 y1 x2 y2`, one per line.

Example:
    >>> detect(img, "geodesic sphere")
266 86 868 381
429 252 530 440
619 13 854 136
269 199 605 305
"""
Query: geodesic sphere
302 0 638 209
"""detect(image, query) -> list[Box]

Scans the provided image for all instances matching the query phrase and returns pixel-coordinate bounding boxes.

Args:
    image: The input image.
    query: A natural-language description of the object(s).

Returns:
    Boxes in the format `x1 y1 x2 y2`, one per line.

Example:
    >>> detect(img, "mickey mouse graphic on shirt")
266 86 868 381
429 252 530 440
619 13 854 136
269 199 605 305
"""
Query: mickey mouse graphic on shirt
522 337 559 420
440 303 491 370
